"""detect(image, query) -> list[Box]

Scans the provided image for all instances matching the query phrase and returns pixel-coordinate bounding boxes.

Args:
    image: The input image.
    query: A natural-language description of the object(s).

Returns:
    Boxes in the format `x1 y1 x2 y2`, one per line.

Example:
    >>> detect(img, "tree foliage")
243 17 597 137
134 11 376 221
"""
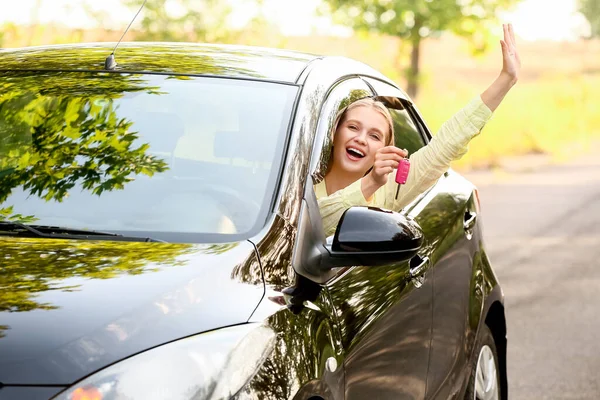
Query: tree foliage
580 0 600 38
0 238 196 313
320 0 520 97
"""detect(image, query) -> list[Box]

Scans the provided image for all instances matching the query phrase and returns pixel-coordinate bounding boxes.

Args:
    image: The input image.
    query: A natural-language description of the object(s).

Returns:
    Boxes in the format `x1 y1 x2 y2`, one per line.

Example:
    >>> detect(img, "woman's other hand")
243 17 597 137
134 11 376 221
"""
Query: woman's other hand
500 23 521 84
481 23 520 112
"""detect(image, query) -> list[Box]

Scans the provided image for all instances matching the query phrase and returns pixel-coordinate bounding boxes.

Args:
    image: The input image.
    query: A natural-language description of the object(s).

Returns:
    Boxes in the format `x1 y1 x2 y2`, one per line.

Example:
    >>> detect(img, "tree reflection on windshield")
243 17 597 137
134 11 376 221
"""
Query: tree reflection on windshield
0 71 168 223
0 70 297 238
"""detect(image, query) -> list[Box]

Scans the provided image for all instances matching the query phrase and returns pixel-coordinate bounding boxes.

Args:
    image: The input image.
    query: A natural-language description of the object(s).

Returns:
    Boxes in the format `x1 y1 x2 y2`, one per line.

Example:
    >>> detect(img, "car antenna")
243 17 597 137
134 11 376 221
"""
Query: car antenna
104 0 147 70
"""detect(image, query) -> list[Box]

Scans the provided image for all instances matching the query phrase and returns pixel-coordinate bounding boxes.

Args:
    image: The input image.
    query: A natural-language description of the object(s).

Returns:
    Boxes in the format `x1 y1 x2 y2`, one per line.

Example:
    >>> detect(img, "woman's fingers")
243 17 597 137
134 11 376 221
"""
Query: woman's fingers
501 23 520 73
508 24 521 65
378 166 394 175
503 23 518 54
372 146 409 179
508 23 516 47
378 146 408 158
373 161 398 180
504 24 512 48
375 160 400 169
377 154 405 164
500 39 511 61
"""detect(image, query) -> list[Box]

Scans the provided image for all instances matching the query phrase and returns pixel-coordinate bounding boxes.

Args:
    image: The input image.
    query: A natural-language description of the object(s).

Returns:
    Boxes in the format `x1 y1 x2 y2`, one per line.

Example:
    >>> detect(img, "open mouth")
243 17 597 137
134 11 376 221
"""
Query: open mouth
346 147 365 160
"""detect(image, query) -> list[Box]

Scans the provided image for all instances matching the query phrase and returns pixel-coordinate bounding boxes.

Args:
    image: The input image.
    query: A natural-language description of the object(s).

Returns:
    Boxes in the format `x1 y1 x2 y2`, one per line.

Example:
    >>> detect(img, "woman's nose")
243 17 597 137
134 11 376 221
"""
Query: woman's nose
354 132 368 145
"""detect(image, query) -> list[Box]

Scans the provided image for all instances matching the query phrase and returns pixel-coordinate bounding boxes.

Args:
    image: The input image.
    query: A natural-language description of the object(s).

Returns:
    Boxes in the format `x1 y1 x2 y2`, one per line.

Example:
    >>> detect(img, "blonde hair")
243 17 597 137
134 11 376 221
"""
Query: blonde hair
330 98 395 147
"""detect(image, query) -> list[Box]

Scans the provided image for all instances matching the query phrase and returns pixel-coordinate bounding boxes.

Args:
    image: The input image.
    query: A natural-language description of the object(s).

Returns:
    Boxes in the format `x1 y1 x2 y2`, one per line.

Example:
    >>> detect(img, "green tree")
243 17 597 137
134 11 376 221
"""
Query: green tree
580 0 600 38
320 0 520 98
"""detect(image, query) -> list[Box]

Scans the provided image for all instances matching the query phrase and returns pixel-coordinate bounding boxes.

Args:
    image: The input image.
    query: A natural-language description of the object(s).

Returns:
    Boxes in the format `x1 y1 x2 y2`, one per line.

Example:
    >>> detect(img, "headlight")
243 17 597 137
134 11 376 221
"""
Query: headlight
53 323 276 400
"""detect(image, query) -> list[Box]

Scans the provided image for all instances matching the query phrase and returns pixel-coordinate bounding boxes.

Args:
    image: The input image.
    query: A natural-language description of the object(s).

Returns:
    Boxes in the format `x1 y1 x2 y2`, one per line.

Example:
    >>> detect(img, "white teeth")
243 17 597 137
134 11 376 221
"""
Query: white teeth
348 147 364 157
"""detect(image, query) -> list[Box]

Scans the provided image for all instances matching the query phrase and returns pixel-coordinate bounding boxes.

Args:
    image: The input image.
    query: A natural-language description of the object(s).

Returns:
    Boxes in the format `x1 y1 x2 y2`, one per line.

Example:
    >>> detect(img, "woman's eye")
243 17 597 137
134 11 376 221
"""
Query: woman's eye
370 134 381 141
349 125 358 130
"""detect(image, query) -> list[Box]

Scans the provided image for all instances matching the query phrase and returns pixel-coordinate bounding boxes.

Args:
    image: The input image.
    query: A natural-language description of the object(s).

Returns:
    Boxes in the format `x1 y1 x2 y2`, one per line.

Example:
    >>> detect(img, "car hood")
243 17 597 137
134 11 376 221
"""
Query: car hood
0 237 264 385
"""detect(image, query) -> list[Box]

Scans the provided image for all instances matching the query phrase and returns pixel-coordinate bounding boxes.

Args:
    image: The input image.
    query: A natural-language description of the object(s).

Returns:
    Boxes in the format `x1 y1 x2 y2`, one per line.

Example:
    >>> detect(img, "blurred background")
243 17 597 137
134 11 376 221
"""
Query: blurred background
3 3 600 398
1 0 598 172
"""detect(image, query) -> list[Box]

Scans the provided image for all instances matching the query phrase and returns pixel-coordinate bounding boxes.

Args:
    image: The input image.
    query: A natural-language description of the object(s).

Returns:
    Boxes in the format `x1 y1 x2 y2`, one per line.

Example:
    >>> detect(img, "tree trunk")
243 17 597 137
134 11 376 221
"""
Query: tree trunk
406 35 421 99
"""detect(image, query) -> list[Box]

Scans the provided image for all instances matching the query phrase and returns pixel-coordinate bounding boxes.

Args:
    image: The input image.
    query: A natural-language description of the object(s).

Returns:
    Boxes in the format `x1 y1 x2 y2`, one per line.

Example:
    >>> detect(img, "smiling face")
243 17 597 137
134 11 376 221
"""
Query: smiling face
331 104 391 177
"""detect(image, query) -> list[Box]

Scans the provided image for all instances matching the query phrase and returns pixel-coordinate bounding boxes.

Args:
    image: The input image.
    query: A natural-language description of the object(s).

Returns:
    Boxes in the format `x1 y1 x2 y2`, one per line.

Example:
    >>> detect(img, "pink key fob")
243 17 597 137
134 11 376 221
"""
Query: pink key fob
395 158 410 185
395 158 410 200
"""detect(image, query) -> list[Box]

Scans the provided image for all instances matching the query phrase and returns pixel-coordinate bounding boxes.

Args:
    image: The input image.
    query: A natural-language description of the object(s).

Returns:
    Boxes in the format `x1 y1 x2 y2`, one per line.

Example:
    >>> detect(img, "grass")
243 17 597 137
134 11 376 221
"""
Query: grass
417 73 600 170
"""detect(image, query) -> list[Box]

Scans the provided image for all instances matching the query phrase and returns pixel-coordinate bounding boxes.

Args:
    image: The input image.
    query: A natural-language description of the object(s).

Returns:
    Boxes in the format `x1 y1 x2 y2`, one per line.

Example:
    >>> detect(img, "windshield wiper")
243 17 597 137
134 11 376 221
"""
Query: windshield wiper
0 221 164 242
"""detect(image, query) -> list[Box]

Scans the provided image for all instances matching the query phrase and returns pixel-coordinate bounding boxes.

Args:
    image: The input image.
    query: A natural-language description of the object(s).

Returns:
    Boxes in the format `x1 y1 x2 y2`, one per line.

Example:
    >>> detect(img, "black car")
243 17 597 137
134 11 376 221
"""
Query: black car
0 43 507 400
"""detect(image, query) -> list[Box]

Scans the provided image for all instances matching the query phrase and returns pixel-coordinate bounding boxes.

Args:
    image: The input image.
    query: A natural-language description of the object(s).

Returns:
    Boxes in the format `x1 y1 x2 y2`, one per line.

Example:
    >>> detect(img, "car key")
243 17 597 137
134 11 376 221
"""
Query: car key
395 158 410 200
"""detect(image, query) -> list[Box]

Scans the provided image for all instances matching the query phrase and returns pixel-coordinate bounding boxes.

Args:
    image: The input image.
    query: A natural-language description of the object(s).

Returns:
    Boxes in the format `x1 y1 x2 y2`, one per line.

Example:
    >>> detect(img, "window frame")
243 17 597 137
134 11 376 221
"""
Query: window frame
360 76 432 143
292 77 375 283
308 78 375 184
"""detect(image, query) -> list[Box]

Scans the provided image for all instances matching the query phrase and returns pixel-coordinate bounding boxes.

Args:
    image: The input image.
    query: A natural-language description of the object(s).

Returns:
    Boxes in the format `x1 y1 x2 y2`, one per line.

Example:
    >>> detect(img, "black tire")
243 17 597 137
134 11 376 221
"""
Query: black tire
464 324 501 400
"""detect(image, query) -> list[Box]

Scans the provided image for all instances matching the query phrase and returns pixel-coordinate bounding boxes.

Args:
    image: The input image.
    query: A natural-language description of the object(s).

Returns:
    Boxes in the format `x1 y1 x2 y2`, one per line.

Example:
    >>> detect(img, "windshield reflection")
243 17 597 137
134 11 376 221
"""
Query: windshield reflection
0 238 199 314
0 71 297 241
0 71 167 224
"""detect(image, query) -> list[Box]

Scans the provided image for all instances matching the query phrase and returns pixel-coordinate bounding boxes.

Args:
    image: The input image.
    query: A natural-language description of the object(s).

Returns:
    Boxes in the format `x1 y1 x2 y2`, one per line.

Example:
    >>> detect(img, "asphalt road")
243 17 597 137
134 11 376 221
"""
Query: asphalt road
463 156 600 400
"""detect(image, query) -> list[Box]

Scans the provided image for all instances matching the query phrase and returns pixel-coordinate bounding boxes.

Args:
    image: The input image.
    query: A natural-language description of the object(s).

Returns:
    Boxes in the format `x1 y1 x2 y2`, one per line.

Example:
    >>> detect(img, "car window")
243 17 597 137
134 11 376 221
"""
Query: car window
362 77 427 155
389 104 426 155
309 78 373 184
0 72 298 242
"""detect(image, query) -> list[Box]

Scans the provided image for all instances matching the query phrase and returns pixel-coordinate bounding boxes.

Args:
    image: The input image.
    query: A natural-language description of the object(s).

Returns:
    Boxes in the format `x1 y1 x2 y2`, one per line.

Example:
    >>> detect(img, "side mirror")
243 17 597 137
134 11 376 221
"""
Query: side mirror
328 206 423 267
292 182 423 284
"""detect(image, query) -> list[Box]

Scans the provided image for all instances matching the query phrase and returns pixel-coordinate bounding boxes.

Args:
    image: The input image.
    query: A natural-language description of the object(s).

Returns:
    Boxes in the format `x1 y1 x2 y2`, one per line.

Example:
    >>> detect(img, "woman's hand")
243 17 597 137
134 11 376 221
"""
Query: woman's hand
361 146 408 201
500 23 521 84
481 23 520 112
370 146 409 185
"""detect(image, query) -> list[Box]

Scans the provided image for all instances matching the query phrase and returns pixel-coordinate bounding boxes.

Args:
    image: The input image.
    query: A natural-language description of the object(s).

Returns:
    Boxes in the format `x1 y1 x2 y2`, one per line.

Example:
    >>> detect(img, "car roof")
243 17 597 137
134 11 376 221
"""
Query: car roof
0 42 321 84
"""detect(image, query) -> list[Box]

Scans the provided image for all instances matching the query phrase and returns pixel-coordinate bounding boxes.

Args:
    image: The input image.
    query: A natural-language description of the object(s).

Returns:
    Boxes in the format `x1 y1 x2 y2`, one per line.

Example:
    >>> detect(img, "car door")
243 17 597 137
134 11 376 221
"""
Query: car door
416 171 482 400
309 77 434 400
363 78 484 399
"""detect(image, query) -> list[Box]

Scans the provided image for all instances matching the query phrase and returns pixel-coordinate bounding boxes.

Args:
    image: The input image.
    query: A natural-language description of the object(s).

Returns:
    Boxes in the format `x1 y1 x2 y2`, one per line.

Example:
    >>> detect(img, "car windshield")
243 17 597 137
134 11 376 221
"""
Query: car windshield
0 71 298 242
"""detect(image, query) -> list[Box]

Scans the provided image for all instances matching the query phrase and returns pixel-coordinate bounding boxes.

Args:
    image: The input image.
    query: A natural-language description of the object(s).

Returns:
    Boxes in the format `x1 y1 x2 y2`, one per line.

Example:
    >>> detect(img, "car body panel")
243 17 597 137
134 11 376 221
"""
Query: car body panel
0 237 263 385
0 386 64 400
325 260 433 399
409 170 481 399
0 42 318 84
244 280 346 399
245 215 345 399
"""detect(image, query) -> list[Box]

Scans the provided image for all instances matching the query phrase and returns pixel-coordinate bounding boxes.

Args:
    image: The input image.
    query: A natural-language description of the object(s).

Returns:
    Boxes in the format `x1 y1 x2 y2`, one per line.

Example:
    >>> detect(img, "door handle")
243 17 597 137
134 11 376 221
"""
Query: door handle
464 211 477 230
409 256 430 288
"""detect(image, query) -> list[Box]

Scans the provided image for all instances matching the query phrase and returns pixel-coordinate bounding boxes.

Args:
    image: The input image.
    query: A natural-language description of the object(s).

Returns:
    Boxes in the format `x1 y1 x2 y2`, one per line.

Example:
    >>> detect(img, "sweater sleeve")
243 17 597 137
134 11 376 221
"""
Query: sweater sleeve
316 179 370 237
383 95 493 211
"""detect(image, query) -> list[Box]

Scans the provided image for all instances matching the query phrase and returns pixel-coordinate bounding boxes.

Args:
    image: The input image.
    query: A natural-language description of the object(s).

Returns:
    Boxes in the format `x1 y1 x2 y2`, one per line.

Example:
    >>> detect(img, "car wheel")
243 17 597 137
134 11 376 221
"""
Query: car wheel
465 324 500 400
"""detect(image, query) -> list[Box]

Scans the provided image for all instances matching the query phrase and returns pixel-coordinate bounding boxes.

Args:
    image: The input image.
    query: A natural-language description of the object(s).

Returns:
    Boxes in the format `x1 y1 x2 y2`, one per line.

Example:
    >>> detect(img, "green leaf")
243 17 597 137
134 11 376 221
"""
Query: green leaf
0 206 14 216
62 125 80 140
64 98 82 125
18 152 31 169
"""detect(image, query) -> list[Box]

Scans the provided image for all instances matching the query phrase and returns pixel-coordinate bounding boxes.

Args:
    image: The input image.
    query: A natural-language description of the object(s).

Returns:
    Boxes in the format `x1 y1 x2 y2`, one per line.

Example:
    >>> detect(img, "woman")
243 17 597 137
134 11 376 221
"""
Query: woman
316 24 521 236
